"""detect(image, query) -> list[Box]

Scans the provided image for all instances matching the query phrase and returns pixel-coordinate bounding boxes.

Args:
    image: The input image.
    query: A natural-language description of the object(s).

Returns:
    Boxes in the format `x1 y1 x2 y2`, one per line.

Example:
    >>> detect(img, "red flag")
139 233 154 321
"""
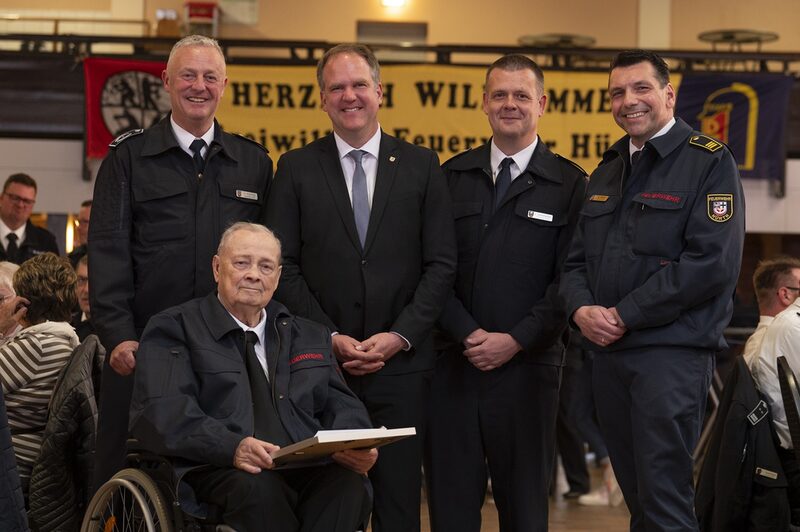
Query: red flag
83 57 169 159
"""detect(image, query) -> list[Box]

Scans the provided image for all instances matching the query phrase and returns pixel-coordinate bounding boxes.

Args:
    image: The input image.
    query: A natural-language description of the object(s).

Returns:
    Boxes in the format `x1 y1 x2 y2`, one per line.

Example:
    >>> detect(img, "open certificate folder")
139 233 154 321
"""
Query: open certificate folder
271 427 416 465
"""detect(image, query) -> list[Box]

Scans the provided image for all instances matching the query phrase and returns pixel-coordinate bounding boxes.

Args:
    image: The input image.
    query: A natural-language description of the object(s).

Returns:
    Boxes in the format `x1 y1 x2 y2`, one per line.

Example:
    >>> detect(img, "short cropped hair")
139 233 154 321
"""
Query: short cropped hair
13 253 77 324
217 222 282 264
753 257 800 307
317 43 381 90
486 54 545 95
76 254 88 270
167 35 225 70
3 173 37 193
610 49 670 87
81 199 93 208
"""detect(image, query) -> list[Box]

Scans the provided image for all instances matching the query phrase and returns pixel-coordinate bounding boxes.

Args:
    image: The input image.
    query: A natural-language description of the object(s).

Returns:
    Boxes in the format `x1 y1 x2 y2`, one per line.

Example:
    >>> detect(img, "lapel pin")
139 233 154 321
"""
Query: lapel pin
389 156 396 162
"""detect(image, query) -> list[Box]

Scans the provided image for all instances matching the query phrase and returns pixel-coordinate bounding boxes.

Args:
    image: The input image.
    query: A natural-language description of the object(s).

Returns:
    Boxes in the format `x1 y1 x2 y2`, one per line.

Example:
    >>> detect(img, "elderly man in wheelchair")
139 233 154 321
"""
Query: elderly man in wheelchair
115 222 377 532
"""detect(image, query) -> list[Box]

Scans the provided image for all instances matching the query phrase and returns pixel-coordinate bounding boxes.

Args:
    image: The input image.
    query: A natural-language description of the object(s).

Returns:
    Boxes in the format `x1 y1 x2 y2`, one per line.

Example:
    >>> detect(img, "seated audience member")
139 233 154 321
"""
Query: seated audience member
67 199 91 268
0 173 59 264
0 253 79 497
70 255 95 341
130 222 377 532
744 257 800 371
0 261 22 344
755 296 800 525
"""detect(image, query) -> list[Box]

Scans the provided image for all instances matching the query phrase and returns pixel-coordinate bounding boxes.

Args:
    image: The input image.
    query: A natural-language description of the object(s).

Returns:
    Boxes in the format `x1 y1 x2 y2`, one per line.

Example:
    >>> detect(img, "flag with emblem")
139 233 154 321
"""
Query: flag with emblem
83 58 169 158
676 73 793 181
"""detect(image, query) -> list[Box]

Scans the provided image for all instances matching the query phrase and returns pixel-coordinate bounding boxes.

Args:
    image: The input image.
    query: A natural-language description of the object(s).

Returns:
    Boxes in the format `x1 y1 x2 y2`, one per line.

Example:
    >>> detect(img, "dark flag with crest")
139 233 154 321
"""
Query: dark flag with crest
83 58 169 158
675 73 794 181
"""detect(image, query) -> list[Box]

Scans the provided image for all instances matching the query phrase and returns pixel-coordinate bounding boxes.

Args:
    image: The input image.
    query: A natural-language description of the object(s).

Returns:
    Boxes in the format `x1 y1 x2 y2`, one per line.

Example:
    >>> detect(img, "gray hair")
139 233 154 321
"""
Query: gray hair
167 34 225 70
0 261 18 294
316 43 381 90
217 222 282 264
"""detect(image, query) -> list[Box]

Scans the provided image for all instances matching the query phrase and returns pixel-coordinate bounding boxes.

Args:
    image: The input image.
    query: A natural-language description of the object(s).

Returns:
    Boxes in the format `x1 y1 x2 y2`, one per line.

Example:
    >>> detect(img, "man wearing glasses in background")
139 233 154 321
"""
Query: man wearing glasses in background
0 173 59 265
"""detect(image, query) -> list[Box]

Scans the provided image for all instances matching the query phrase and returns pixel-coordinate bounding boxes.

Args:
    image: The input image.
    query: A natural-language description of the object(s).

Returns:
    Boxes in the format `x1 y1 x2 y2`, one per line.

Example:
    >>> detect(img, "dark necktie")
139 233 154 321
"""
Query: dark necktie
6 233 18 263
190 138 206 175
243 331 271 439
348 149 370 248
631 149 642 168
494 157 514 210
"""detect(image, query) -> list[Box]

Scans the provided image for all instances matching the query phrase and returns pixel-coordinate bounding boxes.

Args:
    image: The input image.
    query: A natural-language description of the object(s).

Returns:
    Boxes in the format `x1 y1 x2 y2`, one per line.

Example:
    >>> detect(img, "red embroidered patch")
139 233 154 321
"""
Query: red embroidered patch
290 353 324 365
641 192 682 204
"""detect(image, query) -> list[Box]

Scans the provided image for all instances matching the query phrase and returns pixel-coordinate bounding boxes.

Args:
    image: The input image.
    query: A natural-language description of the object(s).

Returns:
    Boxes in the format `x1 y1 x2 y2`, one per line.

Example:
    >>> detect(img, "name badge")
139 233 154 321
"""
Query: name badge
589 194 609 202
236 190 259 201
528 210 553 222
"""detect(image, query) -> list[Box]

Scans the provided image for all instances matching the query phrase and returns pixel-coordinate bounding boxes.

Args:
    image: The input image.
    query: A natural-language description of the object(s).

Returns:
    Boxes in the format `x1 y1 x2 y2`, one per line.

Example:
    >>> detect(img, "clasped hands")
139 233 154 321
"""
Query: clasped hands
573 305 627 347
332 332 405 376
462 328 522 371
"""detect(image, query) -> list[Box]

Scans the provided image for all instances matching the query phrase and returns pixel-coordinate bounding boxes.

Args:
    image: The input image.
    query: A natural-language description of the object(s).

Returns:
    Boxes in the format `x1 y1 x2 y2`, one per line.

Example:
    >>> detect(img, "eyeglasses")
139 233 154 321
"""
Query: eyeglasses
3 193 35 206
784 287 800 291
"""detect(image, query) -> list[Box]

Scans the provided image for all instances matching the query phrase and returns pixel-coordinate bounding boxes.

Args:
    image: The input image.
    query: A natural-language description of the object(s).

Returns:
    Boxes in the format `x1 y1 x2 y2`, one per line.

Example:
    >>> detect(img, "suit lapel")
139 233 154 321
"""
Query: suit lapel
365 132 400 252
317 135 363 251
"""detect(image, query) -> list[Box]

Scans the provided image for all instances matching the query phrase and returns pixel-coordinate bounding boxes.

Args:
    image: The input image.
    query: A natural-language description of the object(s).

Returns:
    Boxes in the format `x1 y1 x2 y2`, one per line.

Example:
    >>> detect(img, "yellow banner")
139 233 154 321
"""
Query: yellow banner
218 64 682 169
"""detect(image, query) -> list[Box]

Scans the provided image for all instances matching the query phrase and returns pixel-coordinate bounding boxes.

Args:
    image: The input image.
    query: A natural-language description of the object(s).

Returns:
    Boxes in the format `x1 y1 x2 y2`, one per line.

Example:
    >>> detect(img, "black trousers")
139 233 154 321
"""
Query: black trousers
593 346 712 532
556 364 590 494
185 463 370 532
345 370 432 532
426 350 560 532
93 357 134 492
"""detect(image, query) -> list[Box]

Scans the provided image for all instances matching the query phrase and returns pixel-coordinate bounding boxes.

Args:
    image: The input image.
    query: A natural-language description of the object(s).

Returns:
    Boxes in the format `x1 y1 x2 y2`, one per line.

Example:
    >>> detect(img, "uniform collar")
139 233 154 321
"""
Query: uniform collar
606 117 692 163
201 292 290 342
142 115 236 162
446 138 563 183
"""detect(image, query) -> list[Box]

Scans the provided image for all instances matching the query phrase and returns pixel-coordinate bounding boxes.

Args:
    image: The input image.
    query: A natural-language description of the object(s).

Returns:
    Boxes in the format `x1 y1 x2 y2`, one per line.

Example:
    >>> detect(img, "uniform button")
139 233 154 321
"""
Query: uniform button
483 223 489 229
361 259 367 265
281 321 288 326
279 394 284 399
527 179 533 184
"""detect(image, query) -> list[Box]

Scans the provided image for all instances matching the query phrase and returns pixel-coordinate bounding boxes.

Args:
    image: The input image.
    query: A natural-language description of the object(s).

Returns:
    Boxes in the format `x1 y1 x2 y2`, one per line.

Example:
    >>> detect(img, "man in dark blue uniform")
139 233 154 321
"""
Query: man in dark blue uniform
89 35 272 490
427 54 586 531
560 50 745 531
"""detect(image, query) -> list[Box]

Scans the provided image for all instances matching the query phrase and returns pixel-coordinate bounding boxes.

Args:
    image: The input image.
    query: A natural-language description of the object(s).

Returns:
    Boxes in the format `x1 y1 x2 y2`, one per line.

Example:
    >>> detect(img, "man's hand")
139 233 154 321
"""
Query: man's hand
233 436 281 474
0 295 28 333
463 329 521 371
361 332 404 363
109 340 140 376
573 305 626 347
332 448 378 475
332 334 384 376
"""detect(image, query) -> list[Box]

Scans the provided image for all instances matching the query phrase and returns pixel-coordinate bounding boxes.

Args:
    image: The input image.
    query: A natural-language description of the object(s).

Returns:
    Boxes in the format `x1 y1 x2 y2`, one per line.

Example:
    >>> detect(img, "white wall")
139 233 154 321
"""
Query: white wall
0 138 94 214
0 137 797 234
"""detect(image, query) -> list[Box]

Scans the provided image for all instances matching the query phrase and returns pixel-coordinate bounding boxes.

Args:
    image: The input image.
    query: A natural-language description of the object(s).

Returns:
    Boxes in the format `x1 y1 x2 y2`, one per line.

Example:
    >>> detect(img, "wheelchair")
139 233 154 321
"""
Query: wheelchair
80 449 231 532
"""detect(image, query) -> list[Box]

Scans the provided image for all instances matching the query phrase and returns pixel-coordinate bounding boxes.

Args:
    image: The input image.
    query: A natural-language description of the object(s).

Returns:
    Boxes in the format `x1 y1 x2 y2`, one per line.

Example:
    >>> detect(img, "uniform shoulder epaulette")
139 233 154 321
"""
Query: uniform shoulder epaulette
555 153 588 176
688 134 725 153
233 132 269 153
108 129 144 148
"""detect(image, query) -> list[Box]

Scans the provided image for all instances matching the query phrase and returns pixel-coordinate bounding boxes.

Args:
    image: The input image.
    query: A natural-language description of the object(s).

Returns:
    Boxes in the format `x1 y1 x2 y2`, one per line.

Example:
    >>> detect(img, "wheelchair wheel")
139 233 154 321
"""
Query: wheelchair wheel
80 468 173 532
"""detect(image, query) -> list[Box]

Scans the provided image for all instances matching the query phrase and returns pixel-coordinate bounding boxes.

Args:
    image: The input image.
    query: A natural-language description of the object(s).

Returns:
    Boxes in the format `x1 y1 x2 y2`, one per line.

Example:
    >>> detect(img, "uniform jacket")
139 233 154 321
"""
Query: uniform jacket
695 357 790 532
561 118 745 352
88 115 273 351
129 293 373 468
0 221 59 264
439 140 586 366
28 335 104 532
265 132 457 375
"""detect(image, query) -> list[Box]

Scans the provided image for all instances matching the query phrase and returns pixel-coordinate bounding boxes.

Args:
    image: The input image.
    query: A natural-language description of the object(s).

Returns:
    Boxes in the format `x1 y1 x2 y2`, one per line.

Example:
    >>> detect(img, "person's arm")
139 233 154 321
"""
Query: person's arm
266 155 338 331
0 334 36 394
386 150 457 349
614 151 744 330
88 148 139 364
129 313 243 467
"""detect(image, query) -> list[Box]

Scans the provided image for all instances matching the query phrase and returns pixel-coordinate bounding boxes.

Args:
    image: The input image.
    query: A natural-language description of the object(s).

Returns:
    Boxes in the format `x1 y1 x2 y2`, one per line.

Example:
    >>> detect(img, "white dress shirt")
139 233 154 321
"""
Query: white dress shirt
0 218 25 251
755 300 800 448
224 301 269 382
489 138 538 184
743 315 773 375
171 116 215 159
333 127 382 208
